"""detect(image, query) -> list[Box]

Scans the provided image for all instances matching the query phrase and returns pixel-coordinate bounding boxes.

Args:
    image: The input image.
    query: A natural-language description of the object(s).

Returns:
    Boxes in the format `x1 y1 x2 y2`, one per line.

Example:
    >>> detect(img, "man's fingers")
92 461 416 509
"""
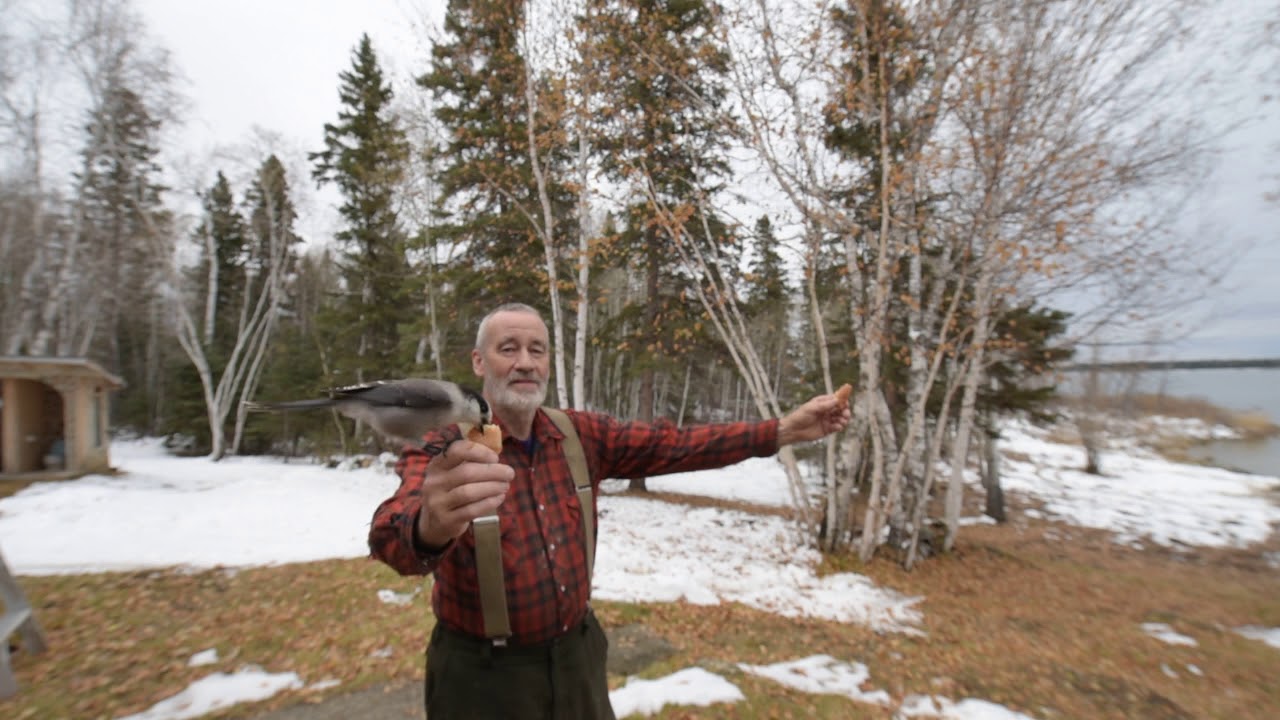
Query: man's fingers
443 493 507 524
419 467 510 542
427 482 508 535
429 438 501 471
435 479 511 514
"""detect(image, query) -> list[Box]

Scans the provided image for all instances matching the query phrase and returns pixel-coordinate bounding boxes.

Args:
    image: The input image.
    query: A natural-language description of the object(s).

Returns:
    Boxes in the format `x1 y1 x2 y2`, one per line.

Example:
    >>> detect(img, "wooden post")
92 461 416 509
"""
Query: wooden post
0 544 46 698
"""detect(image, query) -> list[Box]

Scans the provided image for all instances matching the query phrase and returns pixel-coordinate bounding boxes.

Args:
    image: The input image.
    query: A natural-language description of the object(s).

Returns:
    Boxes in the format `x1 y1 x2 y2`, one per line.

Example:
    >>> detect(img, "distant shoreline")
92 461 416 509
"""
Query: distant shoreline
1055 392 1280 440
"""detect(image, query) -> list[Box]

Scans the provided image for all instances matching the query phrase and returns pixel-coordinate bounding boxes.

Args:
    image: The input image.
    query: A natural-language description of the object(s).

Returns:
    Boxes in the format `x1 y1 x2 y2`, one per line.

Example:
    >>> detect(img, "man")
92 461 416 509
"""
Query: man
369 302 851 719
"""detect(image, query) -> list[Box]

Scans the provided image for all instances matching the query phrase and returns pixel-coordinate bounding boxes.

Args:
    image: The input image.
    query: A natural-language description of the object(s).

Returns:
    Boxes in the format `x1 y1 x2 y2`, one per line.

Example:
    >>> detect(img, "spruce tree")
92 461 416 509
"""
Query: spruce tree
246 156 300 267
311 34 412 385
232 155 303 451
419 0 577 317
743 215 795 402
584 0 734 441
199 172 249 357
76 83 172 432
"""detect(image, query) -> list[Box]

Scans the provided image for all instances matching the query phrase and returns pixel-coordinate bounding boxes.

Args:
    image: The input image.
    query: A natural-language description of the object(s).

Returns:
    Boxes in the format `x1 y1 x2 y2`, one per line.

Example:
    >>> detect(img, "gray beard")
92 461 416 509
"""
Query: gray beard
487 377 547 415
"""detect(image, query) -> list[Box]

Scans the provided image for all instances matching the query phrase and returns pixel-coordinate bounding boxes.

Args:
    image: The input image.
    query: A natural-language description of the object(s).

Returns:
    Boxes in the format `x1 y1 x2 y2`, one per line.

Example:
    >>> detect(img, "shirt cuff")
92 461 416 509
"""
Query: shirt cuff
407 509 454 568
761 417 782 454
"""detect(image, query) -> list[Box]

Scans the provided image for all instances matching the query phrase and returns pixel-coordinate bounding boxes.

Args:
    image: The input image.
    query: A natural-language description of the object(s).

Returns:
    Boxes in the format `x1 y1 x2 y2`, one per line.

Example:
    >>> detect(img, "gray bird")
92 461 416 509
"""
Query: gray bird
244 379 490 446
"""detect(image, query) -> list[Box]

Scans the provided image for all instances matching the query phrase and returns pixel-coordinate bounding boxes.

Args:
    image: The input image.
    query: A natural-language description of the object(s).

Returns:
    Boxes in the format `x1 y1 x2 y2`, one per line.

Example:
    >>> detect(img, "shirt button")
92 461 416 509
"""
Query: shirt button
560 585 567 593
549 543 556 551
538 504 545 511
562 624 569 632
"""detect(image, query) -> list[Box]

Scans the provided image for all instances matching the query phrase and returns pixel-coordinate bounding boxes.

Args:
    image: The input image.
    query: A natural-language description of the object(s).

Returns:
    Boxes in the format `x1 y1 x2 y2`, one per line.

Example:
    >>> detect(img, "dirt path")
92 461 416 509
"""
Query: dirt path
246 681 422 720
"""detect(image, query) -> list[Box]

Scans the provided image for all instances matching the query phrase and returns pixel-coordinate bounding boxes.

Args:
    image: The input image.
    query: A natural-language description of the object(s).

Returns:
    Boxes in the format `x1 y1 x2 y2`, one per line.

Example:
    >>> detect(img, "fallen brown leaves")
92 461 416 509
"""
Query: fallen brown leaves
5 559 428 719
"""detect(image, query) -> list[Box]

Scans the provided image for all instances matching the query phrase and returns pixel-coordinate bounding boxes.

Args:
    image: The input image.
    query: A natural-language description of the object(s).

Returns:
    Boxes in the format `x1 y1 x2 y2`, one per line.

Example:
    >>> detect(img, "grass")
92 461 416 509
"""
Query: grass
5 503 1278 720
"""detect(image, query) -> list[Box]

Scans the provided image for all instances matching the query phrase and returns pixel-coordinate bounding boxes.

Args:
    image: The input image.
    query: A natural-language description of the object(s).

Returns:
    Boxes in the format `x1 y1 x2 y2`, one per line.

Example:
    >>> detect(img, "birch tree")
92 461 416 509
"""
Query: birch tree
1 0 178 382
169 158 299 459
934 0 1218 551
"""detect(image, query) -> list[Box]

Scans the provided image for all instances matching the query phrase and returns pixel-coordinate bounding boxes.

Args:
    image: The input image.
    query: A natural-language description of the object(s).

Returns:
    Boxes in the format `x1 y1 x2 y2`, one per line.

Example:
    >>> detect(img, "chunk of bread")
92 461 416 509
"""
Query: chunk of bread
834 383 853 406
467 423 503 452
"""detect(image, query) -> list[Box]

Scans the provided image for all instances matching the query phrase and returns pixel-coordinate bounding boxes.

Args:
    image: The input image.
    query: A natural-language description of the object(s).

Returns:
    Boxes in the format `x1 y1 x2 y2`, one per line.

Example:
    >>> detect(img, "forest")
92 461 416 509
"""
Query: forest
1 0 1269 565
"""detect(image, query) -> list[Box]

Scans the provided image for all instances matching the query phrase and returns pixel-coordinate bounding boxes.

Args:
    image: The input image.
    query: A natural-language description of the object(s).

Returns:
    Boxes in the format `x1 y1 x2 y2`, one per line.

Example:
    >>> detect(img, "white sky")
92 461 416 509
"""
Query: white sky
1 416 1278 719
136 0 435 154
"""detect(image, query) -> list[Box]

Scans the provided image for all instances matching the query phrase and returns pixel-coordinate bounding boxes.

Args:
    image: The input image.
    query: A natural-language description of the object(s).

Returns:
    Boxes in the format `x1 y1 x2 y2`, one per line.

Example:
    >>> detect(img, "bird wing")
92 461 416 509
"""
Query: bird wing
333 379 457 409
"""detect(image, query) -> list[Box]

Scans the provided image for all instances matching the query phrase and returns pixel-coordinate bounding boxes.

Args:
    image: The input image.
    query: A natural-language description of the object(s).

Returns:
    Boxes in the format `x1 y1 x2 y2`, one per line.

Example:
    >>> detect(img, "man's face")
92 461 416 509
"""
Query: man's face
472 310 550 416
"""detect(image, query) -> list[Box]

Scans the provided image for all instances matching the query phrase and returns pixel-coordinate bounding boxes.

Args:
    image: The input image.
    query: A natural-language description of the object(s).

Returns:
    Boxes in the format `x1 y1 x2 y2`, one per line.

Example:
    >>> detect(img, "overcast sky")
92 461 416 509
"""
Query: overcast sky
134 0 1279 361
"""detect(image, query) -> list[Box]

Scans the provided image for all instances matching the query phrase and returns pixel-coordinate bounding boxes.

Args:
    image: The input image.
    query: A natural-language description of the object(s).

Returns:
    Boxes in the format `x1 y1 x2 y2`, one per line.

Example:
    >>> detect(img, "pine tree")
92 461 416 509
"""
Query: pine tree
169 155 302 458
419 0 577 314
743 215 795 402
584 0 734 442
76 83 172 432
231 154 303 452
198 173 249 356
744 216 788 311
311 34 412 385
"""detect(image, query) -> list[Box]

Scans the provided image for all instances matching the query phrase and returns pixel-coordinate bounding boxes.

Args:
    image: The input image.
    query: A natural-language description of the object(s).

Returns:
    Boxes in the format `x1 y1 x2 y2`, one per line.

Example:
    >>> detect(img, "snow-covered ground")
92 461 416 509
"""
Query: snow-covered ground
1 416 1277 720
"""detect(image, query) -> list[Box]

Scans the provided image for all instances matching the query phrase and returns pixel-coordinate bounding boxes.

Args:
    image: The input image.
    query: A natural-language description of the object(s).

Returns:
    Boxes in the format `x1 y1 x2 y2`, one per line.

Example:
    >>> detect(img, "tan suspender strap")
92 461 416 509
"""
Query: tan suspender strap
544 409 595 585
472 515 510 640
455 422 510 641
576 486 595 587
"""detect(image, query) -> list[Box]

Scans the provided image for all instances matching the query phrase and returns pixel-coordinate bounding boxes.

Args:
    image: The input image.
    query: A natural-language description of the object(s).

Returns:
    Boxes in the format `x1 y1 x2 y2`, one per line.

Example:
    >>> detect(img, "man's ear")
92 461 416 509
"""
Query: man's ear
471 348 484 377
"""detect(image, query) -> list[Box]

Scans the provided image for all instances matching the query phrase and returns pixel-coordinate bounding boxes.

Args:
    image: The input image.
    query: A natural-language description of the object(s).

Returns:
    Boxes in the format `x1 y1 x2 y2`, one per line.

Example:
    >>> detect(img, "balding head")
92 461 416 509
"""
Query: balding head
475 302 545 352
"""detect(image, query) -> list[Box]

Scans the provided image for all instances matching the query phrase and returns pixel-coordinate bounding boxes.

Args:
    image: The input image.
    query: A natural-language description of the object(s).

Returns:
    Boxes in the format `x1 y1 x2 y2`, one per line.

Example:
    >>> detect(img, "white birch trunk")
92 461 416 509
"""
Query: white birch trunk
943 270 994 551
572 133 592 410
519 16 569 409
202 220 218 343
676 362 692 426
645 191 815 533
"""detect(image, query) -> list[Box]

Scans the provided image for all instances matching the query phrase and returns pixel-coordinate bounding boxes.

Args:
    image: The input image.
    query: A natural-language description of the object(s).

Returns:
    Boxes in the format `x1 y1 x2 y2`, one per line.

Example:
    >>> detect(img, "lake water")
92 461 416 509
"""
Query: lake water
1078 368 1280 477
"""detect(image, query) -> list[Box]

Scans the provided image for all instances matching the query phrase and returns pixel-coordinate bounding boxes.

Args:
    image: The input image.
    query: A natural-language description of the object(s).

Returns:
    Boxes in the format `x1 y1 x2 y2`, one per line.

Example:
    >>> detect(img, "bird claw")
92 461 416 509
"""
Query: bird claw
420 437 463 457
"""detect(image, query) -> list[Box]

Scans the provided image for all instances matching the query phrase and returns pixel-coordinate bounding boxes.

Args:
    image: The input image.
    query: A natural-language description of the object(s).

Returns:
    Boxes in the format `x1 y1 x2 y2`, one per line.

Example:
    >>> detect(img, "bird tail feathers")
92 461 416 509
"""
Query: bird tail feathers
242 398 335 412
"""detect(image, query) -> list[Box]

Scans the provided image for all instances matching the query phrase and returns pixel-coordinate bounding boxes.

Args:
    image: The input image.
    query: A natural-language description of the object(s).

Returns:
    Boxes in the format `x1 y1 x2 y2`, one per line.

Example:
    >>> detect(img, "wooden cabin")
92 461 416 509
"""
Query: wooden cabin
0 357 123 480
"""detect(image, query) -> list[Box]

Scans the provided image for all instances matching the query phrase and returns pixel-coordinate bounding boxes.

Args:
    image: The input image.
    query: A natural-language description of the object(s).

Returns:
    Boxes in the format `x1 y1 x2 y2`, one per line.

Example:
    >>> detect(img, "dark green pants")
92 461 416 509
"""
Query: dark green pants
424 611 616 720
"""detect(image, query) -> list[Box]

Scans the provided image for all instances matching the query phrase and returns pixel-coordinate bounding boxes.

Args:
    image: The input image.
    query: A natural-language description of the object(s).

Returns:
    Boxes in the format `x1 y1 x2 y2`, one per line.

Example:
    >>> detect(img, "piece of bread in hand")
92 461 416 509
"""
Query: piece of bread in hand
467 424 503 453
834 383 853 406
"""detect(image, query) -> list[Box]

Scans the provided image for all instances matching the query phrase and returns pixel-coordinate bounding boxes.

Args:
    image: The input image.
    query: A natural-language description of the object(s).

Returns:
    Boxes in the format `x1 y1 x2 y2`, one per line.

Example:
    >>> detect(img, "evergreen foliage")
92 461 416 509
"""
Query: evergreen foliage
420 0 551 307
978 304 1074 426
76 83 173 433
311 34 413 385
584 0 734 426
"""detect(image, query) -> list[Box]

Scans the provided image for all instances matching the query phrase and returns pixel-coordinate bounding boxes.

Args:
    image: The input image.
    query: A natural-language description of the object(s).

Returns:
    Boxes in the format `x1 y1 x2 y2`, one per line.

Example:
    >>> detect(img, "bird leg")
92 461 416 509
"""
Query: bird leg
420 424 502 456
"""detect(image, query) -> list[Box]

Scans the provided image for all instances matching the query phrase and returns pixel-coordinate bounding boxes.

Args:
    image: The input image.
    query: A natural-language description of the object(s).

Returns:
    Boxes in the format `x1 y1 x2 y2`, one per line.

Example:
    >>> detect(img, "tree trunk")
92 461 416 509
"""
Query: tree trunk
944 272 995 552
630 232 660 492
1081 347 1104 474
981 429 1005 522
676 362 692 426
572 129 592 410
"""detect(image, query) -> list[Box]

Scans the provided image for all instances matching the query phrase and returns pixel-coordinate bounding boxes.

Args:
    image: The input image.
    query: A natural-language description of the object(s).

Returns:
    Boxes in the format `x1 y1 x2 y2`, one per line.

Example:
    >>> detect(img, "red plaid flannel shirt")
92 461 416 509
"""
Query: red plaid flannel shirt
368 408 779 645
